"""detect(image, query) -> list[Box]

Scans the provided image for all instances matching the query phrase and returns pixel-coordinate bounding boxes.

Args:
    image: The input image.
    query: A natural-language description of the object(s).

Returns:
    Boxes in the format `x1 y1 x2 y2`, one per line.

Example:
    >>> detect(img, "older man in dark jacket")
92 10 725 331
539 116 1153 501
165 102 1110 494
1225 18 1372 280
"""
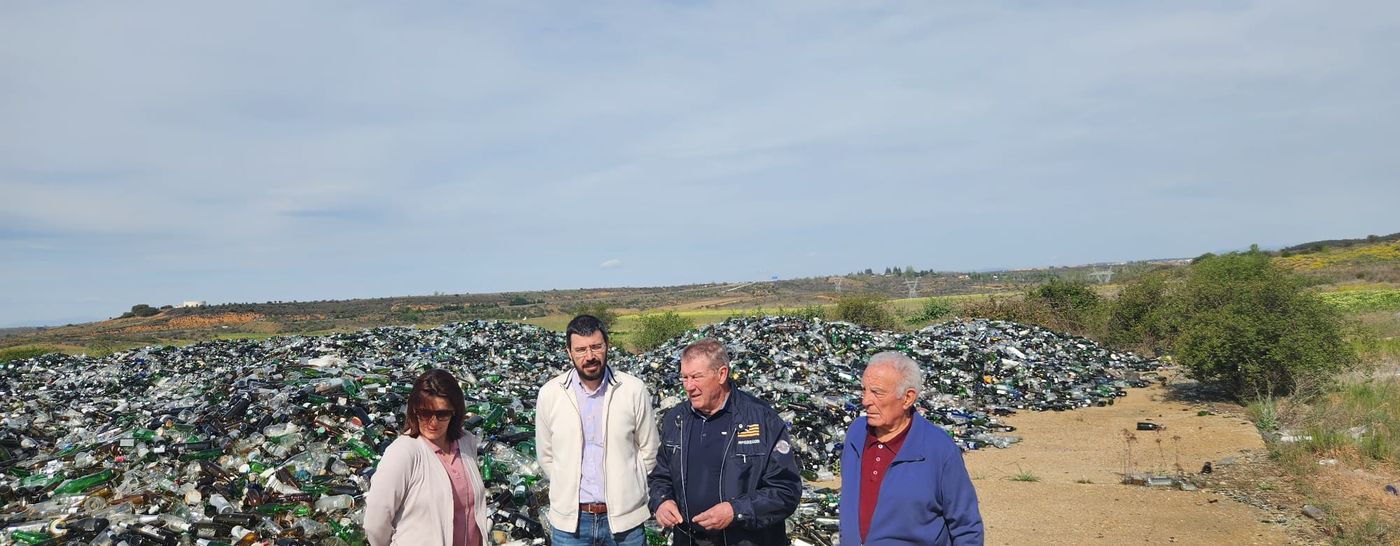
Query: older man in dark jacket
648 338 802 546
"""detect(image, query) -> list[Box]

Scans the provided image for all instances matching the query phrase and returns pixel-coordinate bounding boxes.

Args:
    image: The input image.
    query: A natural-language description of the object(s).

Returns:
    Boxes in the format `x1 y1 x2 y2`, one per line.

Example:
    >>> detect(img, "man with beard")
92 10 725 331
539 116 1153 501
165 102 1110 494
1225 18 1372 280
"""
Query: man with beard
648 338 801 546
536 315 660 546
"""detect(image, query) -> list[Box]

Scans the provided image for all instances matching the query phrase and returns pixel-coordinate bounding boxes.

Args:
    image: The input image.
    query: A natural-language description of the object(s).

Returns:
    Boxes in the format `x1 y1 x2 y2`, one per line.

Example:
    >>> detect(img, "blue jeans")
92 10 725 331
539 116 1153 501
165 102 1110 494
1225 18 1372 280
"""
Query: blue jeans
551 512 645 546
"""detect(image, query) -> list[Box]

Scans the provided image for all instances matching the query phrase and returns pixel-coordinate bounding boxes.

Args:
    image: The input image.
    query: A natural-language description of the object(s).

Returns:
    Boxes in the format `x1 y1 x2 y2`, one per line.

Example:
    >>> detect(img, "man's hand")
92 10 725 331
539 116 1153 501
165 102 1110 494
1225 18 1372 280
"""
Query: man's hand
692 502 735 531
655 499 683 528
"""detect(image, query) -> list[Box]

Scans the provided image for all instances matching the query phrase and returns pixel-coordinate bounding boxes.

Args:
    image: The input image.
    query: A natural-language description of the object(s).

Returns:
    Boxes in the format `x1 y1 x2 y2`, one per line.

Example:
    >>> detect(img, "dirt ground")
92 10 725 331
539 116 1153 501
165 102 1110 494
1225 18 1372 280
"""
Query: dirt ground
961 381 1319 545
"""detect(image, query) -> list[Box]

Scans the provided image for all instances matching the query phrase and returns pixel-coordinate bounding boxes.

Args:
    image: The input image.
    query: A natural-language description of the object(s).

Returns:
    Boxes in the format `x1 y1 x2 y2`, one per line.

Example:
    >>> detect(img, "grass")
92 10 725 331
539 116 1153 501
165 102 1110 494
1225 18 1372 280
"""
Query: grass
1246 397 1280 436
1276 241 1400 271
0 345 56 362
1253 377 1400 541
1009 465 1040 482
1319 288 1400 314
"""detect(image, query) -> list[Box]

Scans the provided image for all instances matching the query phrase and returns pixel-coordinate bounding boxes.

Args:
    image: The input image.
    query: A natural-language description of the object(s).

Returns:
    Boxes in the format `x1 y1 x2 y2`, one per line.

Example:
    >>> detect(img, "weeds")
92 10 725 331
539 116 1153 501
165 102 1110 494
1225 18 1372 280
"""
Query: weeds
1247 397 1279 436
1250 377 1400 542
1009 464 1040 482
1121 429 1139 478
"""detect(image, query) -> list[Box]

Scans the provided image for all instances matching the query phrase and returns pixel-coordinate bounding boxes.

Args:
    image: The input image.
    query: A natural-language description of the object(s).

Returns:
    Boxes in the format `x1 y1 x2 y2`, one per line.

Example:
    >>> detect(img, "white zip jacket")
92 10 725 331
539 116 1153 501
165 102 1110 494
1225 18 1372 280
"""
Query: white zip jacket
535 367 660 534
364 433 492 546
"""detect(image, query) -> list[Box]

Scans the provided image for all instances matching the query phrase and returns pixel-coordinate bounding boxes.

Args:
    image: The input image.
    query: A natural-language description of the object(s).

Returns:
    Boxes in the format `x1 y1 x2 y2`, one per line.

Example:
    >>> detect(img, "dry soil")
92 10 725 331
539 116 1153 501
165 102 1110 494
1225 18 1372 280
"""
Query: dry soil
961 382 1311 545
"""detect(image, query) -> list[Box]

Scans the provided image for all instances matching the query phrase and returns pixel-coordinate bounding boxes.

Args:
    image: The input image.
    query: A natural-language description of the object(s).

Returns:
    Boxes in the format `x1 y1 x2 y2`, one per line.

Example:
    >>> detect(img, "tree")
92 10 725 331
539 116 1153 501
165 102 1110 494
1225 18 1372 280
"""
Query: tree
127 304 159 318
1172 251 1357 398
570 303 618 330
834 293 897 330
633 312 695 351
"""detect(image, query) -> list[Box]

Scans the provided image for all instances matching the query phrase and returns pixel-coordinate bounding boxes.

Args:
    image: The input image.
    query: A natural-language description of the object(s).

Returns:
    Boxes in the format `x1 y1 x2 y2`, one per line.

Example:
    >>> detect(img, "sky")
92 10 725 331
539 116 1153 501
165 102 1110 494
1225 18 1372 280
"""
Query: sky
2 1 1398 327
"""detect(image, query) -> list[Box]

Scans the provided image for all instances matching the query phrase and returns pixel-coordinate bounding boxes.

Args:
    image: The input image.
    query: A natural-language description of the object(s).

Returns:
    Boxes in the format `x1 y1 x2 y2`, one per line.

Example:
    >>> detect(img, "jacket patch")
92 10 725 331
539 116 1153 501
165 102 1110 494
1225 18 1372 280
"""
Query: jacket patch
737 423 760 439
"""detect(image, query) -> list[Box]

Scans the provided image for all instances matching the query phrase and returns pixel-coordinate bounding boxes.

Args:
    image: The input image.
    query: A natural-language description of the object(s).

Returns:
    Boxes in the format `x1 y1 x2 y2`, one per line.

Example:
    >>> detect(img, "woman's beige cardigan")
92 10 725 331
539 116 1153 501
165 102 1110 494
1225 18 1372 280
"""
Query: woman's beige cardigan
365 432 492 546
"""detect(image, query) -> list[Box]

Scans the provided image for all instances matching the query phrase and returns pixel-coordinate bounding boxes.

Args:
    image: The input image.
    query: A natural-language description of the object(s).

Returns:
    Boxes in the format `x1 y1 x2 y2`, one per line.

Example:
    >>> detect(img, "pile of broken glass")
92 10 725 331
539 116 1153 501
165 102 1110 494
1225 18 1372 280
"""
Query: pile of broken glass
0 316 1158 545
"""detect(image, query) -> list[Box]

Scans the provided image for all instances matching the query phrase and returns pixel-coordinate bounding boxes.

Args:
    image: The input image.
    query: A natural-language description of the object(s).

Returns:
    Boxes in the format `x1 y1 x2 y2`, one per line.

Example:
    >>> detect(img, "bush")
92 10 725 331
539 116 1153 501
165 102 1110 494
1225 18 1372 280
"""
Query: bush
773 305 826 321
570 303 618 330
1105 272 1177 354
1027 279 1103 334
0 346 52 362
960 295 1057 326
834 293 896 330
907 298 953 325
633 312 695 351
1173 250 1358 398
127 304 160 318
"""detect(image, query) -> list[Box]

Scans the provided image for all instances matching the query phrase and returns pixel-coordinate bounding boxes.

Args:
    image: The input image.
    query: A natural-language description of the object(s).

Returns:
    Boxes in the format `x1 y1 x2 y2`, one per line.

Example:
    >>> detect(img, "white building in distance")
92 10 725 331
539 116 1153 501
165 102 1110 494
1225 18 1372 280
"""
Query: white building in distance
178 301 207 308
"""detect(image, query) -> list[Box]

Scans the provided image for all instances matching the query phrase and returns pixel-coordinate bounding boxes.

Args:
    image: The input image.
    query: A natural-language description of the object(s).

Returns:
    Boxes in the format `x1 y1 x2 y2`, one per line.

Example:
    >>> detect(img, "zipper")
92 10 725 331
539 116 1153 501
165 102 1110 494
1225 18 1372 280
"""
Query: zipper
676 413 689 527
717 419 737 546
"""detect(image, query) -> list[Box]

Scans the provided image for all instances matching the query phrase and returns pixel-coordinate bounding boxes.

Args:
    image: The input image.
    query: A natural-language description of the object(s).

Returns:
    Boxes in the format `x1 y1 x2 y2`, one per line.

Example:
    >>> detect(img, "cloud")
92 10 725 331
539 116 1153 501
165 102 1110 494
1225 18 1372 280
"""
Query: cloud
0 1 1398 325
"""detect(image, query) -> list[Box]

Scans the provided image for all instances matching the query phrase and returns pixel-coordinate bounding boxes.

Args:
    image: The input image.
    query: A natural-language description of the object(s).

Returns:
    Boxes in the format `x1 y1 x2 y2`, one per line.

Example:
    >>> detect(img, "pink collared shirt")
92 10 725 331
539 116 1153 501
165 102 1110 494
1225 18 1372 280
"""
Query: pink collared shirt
429 439 482 546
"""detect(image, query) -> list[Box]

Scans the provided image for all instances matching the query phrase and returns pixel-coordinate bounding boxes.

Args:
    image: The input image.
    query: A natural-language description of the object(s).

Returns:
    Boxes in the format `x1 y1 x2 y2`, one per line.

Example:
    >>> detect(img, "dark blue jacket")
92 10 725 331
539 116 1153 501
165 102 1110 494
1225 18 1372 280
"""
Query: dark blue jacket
839 413 984 546
648 388 802 546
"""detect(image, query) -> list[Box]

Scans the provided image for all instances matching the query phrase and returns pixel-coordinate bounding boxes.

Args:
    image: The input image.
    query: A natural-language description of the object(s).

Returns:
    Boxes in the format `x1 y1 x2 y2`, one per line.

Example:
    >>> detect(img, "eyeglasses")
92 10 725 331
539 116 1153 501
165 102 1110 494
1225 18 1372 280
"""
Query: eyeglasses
570 343 606 357
415 409 454 422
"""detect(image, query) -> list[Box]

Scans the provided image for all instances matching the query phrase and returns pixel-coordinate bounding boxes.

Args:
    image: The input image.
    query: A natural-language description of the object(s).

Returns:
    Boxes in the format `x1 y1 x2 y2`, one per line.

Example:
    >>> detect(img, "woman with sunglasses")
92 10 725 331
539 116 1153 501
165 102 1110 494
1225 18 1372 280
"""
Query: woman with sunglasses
366 369 489 546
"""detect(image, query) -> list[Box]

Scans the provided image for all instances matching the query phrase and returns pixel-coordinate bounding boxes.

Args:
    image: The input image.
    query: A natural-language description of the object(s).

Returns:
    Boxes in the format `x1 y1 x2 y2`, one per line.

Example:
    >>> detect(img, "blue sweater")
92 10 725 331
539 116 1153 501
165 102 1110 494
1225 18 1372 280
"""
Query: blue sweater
839 414 984 546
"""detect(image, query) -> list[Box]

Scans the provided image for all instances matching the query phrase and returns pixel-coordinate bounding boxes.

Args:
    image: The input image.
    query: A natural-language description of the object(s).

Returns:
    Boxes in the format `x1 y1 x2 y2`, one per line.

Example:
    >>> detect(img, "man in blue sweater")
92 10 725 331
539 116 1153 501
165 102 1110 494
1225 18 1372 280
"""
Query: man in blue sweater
839 351 984 546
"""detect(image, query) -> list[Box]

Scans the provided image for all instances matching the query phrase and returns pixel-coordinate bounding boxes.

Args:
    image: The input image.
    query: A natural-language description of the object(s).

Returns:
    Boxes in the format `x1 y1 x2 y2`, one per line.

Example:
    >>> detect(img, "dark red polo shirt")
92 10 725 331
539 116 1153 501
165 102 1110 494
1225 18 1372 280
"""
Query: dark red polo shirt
860 420 911 542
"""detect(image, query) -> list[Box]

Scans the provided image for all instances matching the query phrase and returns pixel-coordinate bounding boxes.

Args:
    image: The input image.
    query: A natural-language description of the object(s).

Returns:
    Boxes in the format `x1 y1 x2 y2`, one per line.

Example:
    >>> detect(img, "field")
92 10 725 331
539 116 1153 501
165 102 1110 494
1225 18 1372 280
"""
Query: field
6 236 1400 542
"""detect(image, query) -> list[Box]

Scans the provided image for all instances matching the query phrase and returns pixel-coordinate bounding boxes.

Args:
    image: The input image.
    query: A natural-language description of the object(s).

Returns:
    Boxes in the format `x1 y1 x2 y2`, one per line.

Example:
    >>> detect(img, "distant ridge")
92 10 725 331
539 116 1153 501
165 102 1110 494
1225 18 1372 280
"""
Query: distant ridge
1279 232 1400 255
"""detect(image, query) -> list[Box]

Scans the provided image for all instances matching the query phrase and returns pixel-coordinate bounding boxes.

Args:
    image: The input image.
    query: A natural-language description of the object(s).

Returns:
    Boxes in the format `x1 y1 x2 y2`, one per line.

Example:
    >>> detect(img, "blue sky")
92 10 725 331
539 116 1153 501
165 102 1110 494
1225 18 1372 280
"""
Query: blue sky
2 1 1398 327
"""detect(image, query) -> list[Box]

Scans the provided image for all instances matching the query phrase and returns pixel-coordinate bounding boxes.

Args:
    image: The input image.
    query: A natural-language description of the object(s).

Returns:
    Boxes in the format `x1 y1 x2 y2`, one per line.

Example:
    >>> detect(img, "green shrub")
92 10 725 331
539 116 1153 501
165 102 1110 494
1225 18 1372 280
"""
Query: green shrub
960 295 1057 326
907 298 953 325
570 303 619 330
0 346 51 362
127 304 160 318
776 305 826 321
1173 250 1357 398
1027 279 1103 334
633 312 695 351
1105 272 1177 353
834 293 896 330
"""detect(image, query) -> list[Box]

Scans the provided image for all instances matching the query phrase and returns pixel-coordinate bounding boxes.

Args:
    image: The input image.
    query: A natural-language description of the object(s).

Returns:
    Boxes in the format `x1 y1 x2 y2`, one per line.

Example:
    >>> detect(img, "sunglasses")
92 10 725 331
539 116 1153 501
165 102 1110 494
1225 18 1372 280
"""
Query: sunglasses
415 409 455 422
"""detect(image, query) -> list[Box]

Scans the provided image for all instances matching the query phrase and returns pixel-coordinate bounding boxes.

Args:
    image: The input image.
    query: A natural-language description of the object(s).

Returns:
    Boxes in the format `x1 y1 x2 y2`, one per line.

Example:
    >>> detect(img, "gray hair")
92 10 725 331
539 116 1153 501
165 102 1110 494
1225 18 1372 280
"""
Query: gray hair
680 338 730 371
866 351 922 398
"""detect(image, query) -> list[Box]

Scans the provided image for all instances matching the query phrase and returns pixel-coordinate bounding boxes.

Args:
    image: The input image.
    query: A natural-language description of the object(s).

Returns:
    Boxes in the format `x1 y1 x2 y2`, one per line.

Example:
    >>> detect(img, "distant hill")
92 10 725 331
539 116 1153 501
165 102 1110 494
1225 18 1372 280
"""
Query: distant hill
3 231 1393 354
1279 232 1400 255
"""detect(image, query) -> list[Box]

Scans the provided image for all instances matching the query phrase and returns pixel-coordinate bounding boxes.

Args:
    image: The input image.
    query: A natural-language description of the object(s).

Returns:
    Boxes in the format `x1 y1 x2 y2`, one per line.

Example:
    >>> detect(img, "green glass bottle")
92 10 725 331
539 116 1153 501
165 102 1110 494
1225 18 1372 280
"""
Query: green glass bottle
344 439 376 460
11 531 54 545
180 448 224 461
645 527 667 546
53 469 114 495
